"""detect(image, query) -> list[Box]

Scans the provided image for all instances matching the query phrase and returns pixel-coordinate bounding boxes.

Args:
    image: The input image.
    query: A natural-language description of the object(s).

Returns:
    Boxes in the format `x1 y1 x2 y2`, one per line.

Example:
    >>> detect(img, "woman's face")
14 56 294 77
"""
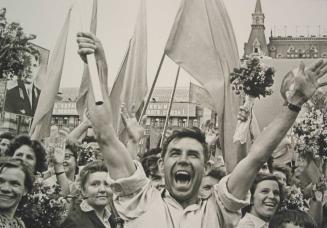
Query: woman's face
251 180 281 221
12 145 36 172
82 171 112 209
273 170 287 187
63 148 77 176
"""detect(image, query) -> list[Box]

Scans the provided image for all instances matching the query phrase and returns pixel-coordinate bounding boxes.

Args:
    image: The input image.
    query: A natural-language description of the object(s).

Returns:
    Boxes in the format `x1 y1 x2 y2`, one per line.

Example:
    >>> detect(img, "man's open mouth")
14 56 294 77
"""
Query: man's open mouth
174 170 192 185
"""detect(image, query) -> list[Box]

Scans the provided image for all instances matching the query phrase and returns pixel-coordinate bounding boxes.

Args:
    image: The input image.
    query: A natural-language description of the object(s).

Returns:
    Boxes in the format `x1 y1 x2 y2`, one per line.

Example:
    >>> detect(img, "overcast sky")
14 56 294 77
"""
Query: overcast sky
2 0 327 88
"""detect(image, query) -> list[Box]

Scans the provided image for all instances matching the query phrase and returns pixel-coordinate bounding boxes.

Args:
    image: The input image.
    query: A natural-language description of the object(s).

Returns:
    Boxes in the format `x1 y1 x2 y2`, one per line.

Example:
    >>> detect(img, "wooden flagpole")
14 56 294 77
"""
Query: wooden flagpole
138 53 166 124
159 66 180 148
80 0 103 105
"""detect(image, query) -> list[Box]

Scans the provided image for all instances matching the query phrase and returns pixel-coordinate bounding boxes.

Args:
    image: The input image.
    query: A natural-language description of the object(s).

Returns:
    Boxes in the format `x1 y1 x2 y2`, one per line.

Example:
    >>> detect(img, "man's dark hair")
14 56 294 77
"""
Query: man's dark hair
6 135 47 173
269 209 317 228
161 127 209 162
79 160 108 191
141 148 161 177
0 157 34 193
0 132 14 141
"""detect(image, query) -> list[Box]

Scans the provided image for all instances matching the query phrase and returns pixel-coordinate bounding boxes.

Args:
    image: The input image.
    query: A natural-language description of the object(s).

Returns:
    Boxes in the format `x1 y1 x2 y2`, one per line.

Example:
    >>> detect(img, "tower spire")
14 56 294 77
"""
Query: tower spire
255 0 263 14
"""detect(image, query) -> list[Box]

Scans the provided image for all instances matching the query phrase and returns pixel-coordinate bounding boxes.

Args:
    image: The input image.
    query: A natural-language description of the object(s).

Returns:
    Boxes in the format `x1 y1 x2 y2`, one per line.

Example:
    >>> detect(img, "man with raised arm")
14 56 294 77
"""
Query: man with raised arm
77 32 327 228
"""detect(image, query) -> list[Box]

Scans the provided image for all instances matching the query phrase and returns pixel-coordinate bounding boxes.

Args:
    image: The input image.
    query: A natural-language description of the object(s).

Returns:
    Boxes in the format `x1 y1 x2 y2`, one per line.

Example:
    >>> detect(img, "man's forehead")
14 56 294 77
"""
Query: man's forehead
168 137 203 151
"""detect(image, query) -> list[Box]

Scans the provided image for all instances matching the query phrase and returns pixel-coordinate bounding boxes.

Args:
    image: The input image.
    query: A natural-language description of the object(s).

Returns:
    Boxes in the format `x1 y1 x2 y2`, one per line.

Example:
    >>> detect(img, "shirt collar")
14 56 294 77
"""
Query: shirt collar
80 199 111 221
161 188 202 211
246 213 269 228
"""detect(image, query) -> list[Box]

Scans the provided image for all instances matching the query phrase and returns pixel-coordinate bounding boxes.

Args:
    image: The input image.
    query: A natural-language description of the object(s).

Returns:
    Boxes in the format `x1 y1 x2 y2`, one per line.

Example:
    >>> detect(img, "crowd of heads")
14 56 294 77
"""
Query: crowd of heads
0 125 325 228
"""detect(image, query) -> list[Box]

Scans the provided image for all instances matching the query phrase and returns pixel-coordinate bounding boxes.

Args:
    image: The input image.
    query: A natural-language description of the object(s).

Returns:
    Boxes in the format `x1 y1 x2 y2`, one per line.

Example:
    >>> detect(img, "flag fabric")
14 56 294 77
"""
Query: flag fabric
76 0 106 117
110 0 148 132
29 7 72 139
189 82 215 110
165 0 245 172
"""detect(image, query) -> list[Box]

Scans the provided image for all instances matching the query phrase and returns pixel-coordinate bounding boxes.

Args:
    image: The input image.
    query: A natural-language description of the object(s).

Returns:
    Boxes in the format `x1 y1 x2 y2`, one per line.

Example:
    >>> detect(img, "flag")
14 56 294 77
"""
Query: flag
165 0 245 172
110 0 148 132
76 0 106 117
29 7 72 139
189 82 215 110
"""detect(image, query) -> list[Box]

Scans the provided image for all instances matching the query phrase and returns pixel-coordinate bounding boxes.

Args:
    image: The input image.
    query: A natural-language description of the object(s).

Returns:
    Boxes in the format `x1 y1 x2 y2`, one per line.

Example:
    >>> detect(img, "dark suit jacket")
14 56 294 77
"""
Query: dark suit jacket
60 205 115 228
4 80 40 116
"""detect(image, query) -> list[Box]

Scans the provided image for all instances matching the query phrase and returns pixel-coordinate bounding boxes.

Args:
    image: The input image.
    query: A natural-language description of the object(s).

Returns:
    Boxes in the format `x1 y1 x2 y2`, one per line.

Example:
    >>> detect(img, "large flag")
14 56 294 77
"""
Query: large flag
110 0 148 132
29 7 72 139
165 0 245 172
189 82 215 110
76 0 106 117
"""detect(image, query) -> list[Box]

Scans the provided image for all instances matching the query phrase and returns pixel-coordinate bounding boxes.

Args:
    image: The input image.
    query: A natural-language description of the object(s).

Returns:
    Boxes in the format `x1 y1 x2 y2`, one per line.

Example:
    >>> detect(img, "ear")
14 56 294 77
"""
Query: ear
158 158 164 174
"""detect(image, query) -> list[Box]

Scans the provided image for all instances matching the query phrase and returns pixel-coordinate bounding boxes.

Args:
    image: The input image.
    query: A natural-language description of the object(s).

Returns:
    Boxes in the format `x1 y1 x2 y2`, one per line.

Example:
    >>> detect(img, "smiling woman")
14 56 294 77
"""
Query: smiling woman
237 173 284 227
0 158 33 228
60 161 122 228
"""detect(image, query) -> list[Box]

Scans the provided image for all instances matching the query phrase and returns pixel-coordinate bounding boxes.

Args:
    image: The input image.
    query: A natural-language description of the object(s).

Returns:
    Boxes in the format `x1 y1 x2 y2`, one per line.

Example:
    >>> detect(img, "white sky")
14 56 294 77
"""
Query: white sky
2 0 327 89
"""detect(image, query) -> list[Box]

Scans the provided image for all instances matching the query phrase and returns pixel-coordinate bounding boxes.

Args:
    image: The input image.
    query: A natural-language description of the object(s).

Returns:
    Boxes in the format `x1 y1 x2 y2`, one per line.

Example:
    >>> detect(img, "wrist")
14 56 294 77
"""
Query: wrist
287 102 302 113
54 163 64 171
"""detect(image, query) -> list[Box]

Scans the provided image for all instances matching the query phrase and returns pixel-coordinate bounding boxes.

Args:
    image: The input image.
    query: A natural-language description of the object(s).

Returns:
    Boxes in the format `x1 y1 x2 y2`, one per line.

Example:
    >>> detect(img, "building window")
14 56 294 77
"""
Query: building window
254 48 258 53
322 53 327 58
277 54 283 59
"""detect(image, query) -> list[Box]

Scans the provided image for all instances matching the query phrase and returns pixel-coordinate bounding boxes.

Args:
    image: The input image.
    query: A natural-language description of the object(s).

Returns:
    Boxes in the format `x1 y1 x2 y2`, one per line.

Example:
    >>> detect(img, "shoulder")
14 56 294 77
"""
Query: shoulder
61 209 85 228
237 214 256 227
6 79 18 90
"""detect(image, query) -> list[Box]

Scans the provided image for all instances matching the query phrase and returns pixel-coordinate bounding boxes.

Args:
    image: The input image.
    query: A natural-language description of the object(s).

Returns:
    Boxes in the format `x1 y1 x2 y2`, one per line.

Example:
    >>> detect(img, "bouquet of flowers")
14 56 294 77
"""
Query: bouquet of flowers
230 56 275 143
292 92 327 160
282 185 306 211
17 178 68 228
78 142 99 166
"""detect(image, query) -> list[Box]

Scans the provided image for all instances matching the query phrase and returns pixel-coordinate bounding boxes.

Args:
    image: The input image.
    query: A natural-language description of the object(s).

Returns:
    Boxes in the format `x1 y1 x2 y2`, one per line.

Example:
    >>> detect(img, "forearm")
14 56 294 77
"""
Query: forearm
228 106 298 199
67 120 90 142
54 163 71 196
98 125 136 180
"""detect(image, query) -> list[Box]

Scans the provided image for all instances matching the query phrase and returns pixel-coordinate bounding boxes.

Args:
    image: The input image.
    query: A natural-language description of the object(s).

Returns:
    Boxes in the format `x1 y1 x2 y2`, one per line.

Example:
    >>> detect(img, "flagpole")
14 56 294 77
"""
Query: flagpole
187 81 191 127
159 66 180 148
80 0 103 105
138 53 166 124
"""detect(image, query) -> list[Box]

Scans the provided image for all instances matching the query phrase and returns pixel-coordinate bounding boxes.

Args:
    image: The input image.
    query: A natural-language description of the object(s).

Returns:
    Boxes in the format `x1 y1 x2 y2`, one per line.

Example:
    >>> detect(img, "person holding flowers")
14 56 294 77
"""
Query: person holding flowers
77 31 327 228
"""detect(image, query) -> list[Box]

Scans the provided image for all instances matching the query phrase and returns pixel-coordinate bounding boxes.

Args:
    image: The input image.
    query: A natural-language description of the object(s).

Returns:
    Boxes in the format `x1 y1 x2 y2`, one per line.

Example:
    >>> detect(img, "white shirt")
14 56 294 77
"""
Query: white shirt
109 161 250 228
237 213 269 228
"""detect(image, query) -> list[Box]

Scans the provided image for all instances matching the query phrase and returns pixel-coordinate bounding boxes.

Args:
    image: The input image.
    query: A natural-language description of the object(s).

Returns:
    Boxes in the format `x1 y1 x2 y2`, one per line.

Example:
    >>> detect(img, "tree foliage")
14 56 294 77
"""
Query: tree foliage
0 8 39 80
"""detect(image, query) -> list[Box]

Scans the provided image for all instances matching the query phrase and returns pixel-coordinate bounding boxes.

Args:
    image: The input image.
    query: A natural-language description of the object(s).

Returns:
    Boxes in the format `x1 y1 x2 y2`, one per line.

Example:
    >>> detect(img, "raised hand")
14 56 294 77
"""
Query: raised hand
76 32 105 63
52 147 65 165
121 103 146 143
281 60 327 106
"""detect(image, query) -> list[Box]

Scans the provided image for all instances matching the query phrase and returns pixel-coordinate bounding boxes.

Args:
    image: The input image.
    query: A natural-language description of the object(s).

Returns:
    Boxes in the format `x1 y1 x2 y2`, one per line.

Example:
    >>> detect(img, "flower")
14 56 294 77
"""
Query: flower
17 181 68 228
230 57 275 98
282 185 306 211
293 93 327 160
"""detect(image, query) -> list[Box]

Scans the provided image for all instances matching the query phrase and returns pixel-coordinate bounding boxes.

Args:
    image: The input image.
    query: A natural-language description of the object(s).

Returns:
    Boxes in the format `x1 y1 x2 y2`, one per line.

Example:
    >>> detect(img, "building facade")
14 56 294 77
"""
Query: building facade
244 0 327 59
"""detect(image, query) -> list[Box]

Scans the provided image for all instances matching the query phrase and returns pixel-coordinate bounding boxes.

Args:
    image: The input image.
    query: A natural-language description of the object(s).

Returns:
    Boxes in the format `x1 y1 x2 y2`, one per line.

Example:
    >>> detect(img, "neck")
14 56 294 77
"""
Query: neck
249 209 270 222
93 206 105 221
66 171 75 181
0 206 17 219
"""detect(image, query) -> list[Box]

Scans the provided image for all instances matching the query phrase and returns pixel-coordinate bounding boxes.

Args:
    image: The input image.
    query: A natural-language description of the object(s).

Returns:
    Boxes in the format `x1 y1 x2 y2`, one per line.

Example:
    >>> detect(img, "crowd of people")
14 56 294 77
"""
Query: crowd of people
0 32 327 228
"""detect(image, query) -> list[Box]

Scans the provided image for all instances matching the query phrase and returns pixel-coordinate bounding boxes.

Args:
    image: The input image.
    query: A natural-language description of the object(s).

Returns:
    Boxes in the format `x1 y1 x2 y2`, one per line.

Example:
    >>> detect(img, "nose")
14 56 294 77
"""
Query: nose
98 184 106 193
267 191 275 199
0 182 11 193
177 152 189 165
